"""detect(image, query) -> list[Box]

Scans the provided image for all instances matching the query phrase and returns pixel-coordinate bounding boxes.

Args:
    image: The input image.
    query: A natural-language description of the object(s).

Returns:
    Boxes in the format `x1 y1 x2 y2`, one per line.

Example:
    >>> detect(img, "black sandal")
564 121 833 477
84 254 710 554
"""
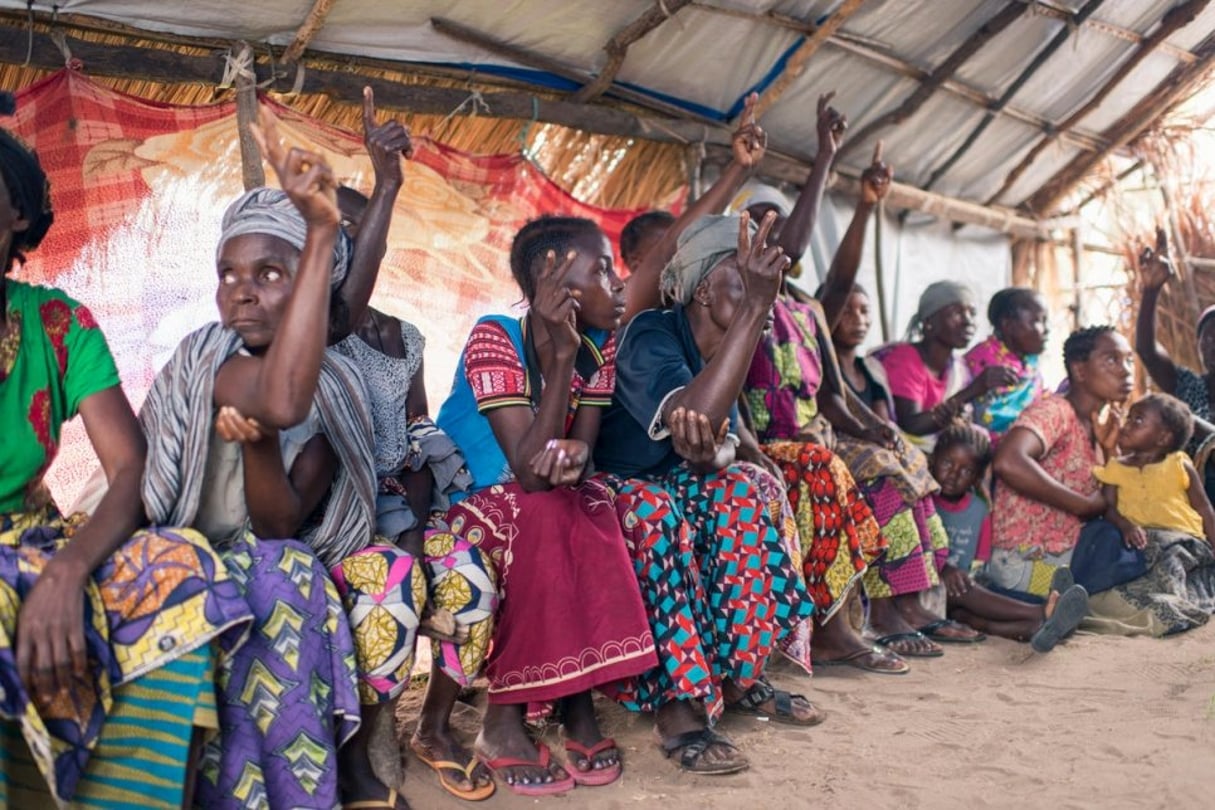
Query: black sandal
725 678 825 726
659 728 749 775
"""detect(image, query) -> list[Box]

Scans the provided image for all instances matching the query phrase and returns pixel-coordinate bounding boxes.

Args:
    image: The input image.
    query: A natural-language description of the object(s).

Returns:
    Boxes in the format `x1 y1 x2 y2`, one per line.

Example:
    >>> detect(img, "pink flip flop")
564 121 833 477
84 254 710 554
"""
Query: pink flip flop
479 742 576 797
564 737 623 787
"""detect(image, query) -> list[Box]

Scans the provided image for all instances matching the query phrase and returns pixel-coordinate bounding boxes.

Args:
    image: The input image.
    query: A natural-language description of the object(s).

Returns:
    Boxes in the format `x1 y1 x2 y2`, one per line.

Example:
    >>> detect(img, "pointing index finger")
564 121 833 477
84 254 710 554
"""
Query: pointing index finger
742 91 758 127
362 86 377 133
872 139 884 165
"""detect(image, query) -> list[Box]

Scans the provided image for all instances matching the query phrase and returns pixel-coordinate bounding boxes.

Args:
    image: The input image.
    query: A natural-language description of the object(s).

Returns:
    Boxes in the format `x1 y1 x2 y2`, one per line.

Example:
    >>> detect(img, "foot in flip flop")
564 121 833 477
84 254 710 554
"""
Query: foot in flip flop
813 644 911 675
475 715 574 797
564 737 623 786
869 597 945 657
917 618 987 644
724 677 826 725
410 731 494 801
1031 584 1089 653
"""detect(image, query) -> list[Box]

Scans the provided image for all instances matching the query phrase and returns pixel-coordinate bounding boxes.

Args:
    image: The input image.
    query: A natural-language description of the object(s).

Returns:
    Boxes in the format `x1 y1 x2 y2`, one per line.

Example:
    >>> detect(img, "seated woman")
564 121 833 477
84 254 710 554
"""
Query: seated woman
1087 393 1215 635
746 139 978 660
990 326 1132 601
874 281 1018 450
140 116 418 809
436 216 656 796
596 212 816 774
964 287 1048 442
0 126 249 808
331 98 496 801
931 424 1089 652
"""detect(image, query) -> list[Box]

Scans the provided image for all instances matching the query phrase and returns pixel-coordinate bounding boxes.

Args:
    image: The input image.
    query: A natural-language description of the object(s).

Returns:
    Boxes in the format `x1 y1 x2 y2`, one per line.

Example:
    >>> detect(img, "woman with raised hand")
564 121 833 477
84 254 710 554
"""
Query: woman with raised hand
140 110 419 809
436 216 656 797
595 211 817 775
331 90 497 803
745 143 982 662
0 124 250 808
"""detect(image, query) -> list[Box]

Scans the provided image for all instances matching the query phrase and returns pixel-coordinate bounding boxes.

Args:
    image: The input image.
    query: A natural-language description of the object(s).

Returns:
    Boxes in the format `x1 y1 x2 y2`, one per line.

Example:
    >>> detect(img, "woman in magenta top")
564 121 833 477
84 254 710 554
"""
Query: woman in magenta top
874 281 1019 450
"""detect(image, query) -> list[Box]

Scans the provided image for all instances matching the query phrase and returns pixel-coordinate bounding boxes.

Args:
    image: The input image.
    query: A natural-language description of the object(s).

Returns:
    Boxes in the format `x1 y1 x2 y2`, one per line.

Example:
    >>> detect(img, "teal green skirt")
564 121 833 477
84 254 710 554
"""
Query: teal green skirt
1 644 215 809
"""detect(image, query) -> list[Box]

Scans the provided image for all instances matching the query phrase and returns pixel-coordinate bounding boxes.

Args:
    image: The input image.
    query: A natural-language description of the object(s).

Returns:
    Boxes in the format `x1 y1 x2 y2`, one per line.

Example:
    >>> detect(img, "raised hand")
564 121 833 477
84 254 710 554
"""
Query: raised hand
362 86 413 188
816 91 847 159
860 140 893 204
1138 226 1174 292
669 407 730 467
731 92 768 168
528 439 589 487
736 210 789 306
250 107 339 227
216 405 267 444
531 249 582 358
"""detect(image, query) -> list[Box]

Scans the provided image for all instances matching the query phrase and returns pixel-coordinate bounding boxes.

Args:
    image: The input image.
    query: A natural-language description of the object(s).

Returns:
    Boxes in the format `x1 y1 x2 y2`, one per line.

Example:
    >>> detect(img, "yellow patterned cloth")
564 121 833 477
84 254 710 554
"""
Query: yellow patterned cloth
330 531 496 703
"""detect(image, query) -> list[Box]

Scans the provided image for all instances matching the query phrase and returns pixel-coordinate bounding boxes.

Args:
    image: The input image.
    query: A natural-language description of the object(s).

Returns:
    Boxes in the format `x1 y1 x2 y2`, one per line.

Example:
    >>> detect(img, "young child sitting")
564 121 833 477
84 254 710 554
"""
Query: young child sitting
930 423 1090 652
1095 393 1215 548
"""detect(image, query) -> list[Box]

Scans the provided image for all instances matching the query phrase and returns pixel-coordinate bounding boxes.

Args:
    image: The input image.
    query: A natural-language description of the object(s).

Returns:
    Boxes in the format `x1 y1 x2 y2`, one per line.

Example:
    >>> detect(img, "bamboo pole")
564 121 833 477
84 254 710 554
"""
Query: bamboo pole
571 0 693 103
744 0 870 122
921 0 1108 193
837 1 1028 162
1026 31 1215 214
281 0 337 64
986 0 1211 206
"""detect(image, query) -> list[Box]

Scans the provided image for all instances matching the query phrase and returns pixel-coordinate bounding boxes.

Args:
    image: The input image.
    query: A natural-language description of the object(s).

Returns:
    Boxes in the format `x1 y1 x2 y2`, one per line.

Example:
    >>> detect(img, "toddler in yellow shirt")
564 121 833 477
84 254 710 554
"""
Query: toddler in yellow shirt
1094 393 1215 548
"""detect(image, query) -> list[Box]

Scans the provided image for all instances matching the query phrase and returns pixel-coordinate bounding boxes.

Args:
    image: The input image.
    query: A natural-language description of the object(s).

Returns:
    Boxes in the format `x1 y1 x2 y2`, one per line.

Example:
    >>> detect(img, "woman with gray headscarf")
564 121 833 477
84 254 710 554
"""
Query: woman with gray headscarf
139 115 413 810
596 212 819 775
873 280 1019 452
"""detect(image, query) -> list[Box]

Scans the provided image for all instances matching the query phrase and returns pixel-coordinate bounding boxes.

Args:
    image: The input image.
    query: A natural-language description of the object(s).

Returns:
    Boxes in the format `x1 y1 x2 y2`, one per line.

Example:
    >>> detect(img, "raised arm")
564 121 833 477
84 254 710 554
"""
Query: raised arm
1134 227 1179 393
992 426 1105 518
776 92 845 266
818 143 891 328
665 212 787 428
484 251 588 492
622 93 767 322
214 111 340 428
330 87 413 343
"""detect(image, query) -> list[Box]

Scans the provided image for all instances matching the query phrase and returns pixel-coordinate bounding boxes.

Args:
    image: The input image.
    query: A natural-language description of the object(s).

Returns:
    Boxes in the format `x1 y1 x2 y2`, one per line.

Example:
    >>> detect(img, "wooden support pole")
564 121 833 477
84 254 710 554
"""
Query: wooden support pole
745 0 870 122
1026 31 1215 214
571 0 693 104
987 0 1211 207
281 0 337 64
232 42 265 190
921 0 1108 192
837 1 1028 162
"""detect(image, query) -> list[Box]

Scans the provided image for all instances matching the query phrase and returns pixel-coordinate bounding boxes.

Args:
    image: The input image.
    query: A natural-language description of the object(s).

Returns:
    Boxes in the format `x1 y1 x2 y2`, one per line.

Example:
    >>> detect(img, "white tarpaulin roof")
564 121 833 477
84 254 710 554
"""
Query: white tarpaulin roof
3 0 1213 211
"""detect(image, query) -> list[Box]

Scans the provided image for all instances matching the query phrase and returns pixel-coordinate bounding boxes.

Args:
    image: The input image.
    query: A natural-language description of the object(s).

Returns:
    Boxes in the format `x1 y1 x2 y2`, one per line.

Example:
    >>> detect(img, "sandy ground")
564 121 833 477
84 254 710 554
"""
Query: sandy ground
394 623 1215 810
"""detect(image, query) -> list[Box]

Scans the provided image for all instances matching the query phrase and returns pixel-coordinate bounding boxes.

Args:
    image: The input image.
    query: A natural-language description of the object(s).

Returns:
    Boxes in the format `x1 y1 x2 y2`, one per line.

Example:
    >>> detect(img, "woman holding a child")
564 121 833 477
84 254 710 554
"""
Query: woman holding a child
992 324 1215 637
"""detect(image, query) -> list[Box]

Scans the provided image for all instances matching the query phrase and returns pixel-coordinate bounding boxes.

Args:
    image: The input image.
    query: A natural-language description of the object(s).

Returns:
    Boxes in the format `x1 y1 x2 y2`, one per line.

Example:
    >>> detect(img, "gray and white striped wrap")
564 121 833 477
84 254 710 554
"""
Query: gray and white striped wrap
139 322 377 568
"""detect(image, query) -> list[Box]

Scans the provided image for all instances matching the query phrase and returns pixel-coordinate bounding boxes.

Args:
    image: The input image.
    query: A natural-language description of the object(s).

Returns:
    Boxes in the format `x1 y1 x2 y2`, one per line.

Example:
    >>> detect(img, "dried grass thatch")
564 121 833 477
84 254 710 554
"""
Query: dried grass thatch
0 15 688 211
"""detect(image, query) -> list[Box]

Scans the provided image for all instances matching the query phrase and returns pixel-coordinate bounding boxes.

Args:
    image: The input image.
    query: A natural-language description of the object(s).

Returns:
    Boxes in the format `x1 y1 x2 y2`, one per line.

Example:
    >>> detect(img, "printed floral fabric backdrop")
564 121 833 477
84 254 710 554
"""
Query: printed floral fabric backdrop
8 70 658 507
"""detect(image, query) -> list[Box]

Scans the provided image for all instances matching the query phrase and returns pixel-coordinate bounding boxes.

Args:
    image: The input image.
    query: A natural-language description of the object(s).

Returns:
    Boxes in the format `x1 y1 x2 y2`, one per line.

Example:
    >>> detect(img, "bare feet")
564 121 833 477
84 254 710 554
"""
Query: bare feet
338 706 411 809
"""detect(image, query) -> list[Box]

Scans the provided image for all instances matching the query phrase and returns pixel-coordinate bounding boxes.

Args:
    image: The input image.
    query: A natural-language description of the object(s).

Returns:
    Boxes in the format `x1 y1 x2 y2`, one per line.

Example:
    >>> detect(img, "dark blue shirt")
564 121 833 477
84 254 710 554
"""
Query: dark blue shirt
596 306 737 478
